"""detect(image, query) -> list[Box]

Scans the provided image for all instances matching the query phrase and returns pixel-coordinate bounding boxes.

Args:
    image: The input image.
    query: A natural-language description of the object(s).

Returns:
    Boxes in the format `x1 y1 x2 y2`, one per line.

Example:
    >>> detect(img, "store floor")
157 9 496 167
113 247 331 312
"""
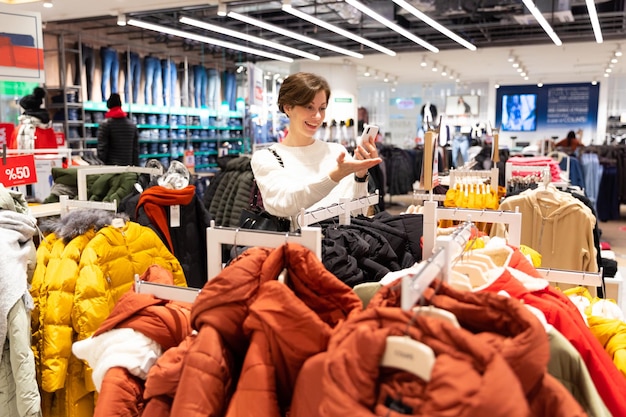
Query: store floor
383 194 626 268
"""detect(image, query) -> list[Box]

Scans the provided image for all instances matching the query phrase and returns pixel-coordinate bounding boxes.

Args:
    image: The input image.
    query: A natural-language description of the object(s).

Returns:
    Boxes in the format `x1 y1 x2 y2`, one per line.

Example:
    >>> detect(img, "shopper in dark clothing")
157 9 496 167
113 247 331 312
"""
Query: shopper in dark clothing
97 93 139 166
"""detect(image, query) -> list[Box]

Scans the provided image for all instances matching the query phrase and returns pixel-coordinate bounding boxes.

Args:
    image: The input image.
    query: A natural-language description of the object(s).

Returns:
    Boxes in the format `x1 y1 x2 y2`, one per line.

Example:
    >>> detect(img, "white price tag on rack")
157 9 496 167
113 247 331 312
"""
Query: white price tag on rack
170 205 181 228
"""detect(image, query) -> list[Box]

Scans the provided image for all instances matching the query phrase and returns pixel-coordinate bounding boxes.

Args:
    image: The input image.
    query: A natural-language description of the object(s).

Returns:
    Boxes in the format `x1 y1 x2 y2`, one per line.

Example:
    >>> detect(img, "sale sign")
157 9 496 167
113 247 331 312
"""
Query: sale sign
1 154 37 186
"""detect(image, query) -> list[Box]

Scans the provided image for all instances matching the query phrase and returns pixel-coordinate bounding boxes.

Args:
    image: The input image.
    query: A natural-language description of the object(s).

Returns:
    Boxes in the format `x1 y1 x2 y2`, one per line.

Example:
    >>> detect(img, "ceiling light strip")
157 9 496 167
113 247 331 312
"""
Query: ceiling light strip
127 19 294 63
282 3 396 56
344 0 438 53
180 16 320 60
391 0 476 51
521 0 562 46
585 0 603 43
227 11 364 59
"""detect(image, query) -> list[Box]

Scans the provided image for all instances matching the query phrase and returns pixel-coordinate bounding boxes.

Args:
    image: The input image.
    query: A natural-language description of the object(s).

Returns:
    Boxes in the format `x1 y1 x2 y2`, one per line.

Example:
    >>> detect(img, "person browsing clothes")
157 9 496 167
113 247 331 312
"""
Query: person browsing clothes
97 93 139 166
251 72 382 230
554 130 583 153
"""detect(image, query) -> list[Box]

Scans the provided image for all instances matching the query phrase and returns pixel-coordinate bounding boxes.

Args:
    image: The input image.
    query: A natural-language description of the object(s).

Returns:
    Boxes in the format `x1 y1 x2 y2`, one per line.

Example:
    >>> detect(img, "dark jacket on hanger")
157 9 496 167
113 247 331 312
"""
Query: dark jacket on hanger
322 226 398 286
136 185 212 289
204 156 254 227
352 211 424 263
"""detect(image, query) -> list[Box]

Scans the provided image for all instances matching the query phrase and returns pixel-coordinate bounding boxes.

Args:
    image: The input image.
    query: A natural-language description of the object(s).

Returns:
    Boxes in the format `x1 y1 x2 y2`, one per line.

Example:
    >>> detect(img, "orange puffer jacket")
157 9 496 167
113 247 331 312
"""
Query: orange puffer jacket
85 265 193 417
367 281 588 417
161 243 362 417
309 307 530 416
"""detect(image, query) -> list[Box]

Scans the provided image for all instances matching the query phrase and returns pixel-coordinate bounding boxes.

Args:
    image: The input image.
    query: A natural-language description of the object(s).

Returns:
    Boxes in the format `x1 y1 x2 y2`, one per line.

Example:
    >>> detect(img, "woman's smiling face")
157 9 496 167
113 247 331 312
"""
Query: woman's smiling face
286 90 328 139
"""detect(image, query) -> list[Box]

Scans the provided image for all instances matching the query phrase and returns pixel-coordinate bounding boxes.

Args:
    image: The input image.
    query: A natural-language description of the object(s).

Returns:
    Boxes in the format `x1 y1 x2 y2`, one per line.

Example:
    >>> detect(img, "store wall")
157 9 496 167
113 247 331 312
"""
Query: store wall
358 80 489 147
359 74 626 149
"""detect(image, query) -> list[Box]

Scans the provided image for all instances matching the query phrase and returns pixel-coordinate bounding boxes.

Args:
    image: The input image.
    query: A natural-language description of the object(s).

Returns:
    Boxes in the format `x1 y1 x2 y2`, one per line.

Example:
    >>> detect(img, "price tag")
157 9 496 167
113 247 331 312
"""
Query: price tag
1 154 37 187
170 205 181 228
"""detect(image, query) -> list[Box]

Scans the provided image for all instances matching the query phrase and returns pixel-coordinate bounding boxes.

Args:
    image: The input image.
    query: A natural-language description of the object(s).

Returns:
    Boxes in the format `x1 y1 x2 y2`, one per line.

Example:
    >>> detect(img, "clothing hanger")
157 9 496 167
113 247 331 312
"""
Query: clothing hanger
380 334 436 381
382 225 474 381
412 305 461 328
463 252 497 269
452 263 487 287
448 270 473 292
134 274 200 303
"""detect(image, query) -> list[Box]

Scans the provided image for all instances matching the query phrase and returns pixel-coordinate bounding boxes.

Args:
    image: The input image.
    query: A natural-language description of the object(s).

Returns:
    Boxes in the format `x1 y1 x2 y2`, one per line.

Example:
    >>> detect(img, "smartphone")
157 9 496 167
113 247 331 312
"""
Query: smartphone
358 124 379 146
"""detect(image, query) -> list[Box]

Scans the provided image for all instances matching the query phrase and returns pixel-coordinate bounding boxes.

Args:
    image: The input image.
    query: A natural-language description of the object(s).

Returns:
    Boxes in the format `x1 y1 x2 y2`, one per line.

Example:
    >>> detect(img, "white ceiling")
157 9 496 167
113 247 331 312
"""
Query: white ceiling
1 0 623 86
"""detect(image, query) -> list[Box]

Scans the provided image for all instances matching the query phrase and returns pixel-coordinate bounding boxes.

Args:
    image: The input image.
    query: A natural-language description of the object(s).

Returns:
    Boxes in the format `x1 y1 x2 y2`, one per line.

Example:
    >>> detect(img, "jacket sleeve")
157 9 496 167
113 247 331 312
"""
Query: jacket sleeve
30 233 57 374
132 126 139 166
40 237 84 392
94 367 144 417
170 327 232 417
97 120 110 163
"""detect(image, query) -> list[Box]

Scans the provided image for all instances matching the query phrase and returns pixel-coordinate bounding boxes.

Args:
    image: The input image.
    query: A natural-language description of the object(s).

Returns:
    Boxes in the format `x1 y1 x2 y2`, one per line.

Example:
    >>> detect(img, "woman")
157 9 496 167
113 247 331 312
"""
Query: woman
555 130 583 153
251 72 381 230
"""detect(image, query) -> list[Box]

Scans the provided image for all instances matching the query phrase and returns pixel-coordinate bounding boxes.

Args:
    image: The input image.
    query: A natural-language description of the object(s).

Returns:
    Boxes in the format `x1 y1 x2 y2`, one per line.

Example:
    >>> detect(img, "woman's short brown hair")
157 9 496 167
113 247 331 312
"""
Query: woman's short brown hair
277 72 331 114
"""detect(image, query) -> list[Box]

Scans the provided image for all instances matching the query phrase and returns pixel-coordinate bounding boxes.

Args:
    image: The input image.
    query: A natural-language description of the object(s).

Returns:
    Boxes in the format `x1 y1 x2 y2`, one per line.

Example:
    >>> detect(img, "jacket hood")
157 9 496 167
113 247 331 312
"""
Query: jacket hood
422 282 550 397
0 184 30 213
368 279 549 399
191 243 362 355
527 188 583 255
319 307 529 416
0 209 37 240
93 264 192 351
368 279 585 416
39 209 127 243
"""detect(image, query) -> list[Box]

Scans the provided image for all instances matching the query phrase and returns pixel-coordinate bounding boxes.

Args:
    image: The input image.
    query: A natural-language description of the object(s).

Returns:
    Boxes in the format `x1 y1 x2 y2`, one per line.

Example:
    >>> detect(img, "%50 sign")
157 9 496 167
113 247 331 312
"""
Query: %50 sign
1 154 37 187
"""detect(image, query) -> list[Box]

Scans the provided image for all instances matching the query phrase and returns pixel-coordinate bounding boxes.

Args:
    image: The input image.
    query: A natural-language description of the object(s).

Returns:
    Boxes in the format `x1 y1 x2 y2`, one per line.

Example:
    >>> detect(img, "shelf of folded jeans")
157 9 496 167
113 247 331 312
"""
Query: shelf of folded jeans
137 124 170 129
83 101 109 111
139 153 171 158
189 138 219 142
194 151 218 156
48 102 83 109
139 139 171 144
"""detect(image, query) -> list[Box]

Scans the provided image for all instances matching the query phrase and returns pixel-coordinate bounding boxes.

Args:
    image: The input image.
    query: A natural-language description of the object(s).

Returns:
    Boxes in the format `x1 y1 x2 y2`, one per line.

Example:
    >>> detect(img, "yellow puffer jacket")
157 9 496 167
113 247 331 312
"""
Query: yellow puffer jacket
32 214 186 417
564 286 626 378
30 231 58 376
587 315 626 378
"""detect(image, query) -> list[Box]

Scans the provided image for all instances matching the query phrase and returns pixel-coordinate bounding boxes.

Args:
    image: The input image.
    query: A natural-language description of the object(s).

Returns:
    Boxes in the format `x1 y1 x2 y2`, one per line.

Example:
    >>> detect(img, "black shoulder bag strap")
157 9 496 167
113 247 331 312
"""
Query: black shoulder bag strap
251 146 283 208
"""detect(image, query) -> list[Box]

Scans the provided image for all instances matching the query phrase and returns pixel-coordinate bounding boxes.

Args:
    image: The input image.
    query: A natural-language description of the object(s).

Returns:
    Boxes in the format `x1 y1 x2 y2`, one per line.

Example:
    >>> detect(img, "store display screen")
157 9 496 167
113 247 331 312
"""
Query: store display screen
501 93 537 131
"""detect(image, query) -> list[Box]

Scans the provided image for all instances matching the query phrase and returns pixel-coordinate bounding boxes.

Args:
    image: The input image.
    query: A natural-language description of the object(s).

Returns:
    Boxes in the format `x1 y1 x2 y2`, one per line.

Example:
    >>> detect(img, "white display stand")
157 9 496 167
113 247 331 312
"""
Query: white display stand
298 191 380 227
421 199 522 258
8 148 73 202
449 167 499 193
206 221 323 281
75 165 162 201
605 269 625 314
134 274 200 303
